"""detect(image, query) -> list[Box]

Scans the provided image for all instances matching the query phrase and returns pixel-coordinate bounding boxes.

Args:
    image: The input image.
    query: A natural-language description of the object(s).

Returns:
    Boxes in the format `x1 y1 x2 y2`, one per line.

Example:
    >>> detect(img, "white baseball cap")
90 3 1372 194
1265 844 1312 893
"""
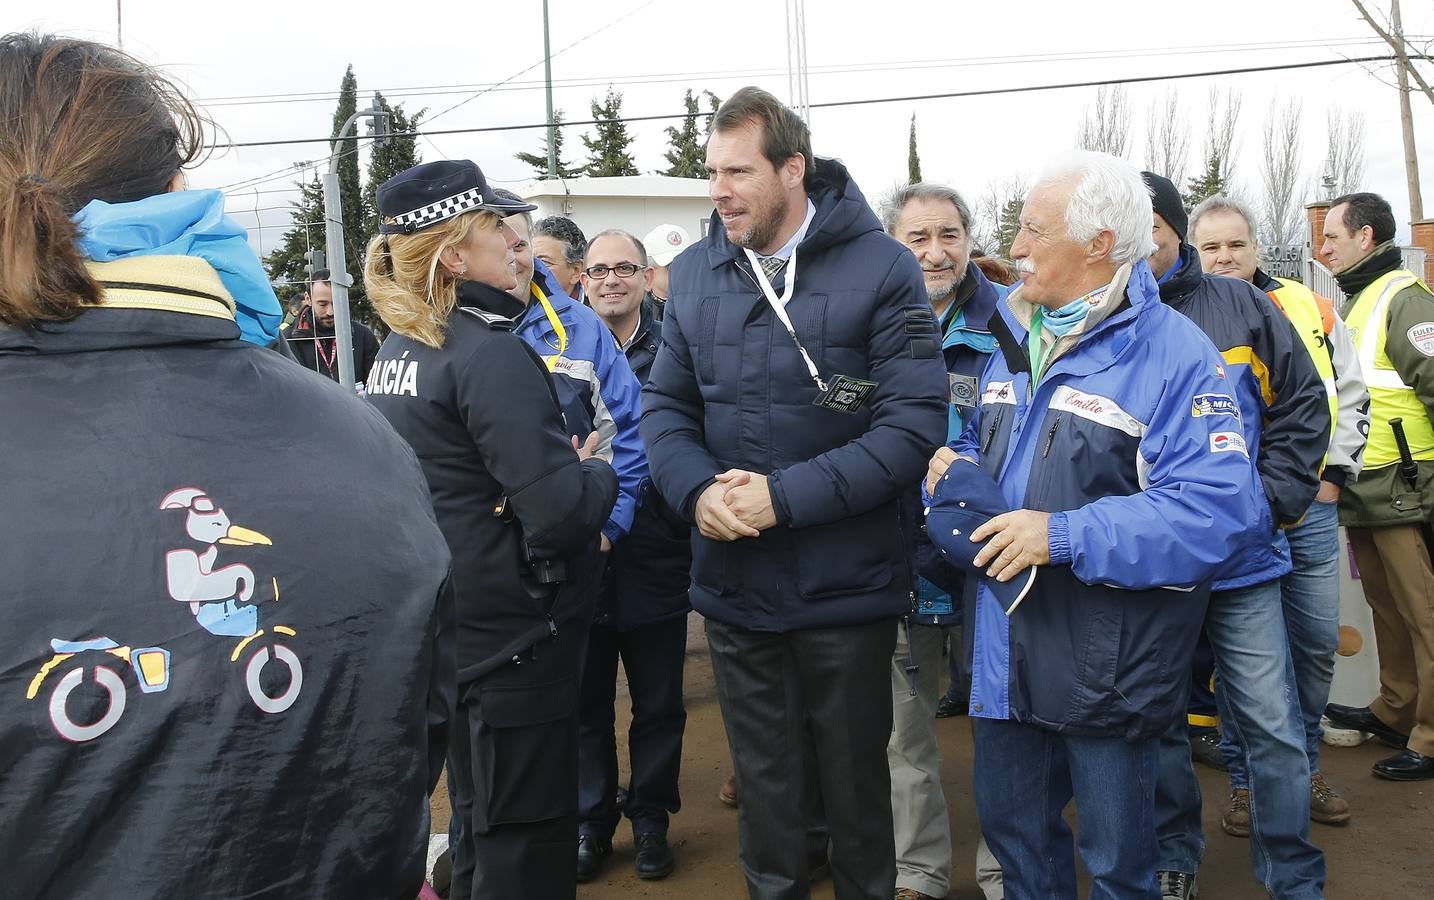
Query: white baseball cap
643 223 694 266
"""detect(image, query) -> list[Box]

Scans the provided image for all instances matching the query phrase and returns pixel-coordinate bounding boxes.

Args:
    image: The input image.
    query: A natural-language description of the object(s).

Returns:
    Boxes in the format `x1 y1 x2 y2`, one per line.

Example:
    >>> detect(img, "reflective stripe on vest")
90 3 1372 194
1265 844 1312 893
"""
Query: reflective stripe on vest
1345 268 1434 468
1269 279 1339 459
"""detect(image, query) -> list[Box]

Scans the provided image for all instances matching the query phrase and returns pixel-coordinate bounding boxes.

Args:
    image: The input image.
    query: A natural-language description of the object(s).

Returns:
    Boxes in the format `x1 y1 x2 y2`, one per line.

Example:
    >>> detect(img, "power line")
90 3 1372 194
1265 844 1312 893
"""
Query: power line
203 54 1414 152
192 35 1418 108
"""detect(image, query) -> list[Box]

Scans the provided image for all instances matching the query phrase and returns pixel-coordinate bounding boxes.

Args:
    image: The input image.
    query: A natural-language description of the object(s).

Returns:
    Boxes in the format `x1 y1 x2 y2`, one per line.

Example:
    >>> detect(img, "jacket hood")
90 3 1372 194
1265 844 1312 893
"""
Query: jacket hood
703 157 881 268
0 256 241 355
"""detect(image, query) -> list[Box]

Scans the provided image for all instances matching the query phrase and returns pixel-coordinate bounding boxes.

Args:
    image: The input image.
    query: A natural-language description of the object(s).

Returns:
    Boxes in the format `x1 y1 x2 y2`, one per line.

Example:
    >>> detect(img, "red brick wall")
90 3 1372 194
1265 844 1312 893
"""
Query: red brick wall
1412 220 1434 283
1307 201 1332 267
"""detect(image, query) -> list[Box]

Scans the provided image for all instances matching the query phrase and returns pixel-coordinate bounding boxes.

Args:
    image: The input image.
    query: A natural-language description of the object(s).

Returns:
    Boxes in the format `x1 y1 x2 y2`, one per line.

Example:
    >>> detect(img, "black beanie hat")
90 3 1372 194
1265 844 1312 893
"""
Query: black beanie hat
1141 171 1188 242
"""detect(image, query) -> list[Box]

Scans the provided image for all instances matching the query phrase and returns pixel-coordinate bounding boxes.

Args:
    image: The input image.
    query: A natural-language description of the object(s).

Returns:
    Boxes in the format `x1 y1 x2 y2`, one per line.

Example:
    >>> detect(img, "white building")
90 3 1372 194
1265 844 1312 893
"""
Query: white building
513 175 713 249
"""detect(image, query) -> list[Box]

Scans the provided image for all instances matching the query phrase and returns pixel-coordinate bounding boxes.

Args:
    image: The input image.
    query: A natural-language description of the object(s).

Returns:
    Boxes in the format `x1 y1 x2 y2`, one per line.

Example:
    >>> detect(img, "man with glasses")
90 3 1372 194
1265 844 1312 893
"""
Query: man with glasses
575 230 692 882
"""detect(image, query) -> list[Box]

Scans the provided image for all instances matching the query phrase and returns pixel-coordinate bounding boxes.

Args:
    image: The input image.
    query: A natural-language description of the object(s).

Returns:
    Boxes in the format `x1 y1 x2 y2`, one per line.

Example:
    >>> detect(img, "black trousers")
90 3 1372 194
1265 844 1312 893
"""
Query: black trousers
706 617 897 900
577 615 688 838
448 616 587 900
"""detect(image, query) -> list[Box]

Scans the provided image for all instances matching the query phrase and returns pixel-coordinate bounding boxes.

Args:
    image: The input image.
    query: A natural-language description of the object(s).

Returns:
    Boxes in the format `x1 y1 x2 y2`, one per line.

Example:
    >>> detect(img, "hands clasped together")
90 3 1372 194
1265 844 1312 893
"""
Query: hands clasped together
695 470 776 541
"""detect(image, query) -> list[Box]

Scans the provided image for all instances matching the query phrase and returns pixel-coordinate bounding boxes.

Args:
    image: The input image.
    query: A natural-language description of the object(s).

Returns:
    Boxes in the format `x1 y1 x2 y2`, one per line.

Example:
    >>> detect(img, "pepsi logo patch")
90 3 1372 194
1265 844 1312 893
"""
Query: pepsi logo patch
1210 431 1249 456
1191 393 1239 418
1408 322 1434 357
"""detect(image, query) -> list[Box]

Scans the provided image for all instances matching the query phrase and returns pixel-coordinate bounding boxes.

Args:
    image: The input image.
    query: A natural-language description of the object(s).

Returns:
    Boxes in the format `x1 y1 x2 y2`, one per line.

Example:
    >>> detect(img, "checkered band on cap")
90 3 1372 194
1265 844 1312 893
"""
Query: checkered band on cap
384 186 487 234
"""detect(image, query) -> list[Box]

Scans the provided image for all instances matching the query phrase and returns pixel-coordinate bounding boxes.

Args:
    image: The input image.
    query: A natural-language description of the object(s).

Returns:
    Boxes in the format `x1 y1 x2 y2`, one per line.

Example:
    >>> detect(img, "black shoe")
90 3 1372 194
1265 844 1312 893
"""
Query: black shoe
1157 869 1198 899
1188 726 1227 771
1324 703 1410 748
633 832 674 880
430 850 453 899
1372 749 1434 781
935 693 968 718
575 834 612 883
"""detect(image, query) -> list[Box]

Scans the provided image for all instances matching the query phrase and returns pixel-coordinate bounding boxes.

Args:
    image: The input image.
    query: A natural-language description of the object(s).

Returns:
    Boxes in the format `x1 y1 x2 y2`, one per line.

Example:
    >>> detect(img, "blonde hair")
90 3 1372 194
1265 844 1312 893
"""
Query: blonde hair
363 209 496 348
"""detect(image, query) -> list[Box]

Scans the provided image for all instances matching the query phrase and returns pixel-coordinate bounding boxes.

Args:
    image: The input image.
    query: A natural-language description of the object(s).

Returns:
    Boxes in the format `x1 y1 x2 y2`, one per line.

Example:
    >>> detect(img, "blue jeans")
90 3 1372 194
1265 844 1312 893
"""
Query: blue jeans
1224 499 1342 785
1154 578 1325 899
974 717 1159 900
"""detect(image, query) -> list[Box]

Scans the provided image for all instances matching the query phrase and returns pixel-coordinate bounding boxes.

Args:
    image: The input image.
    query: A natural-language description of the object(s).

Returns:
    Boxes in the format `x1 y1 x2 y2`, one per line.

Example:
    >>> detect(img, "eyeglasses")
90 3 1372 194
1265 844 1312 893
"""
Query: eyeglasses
583 262 646 279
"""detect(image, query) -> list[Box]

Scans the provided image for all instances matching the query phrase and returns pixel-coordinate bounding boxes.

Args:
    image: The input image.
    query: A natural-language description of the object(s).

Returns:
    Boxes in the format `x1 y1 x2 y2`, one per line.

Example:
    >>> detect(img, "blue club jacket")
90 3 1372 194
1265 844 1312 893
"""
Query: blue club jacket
641 158 949 633
948 260 1265 741
514 260 648 542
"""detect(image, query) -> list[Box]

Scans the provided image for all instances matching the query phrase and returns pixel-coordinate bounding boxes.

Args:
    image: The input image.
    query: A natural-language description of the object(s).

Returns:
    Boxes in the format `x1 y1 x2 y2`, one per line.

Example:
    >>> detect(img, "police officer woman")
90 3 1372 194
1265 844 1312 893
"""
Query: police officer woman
364 160 618 900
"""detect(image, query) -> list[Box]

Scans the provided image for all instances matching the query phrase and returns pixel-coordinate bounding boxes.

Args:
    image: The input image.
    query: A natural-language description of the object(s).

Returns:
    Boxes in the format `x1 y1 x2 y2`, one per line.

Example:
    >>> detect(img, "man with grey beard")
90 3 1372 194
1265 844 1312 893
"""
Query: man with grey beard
882 183 1007 900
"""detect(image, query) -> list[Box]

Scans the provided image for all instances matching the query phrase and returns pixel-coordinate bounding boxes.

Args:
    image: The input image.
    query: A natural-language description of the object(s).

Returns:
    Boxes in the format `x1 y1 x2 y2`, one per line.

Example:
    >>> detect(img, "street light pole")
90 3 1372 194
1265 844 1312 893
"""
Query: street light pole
322 99 388 391
543 0 557 178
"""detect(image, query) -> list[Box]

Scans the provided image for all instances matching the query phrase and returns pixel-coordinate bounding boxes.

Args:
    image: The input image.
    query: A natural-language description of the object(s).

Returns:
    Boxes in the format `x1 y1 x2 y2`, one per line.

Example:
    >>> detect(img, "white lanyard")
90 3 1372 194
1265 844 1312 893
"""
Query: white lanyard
743 247 827 392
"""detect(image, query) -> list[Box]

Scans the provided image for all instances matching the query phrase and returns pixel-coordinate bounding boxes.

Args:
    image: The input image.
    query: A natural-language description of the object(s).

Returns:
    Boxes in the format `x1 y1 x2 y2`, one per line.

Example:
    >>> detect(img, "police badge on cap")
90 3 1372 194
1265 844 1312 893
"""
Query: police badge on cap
377 160 537 235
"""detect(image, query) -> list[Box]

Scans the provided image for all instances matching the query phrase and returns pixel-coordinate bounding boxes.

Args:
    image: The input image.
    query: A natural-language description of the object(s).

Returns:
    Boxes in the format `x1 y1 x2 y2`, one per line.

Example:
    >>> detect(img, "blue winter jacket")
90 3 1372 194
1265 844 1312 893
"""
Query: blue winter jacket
949 260 1264 741
912 262 1006 625
641 157 949 632
515 259 647 542
1157 245 1328 590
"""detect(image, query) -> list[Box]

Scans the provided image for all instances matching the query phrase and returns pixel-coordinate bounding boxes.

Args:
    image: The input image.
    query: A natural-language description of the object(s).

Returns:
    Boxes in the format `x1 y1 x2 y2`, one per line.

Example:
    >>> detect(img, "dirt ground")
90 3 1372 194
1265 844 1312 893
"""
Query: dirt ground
433 612 1433 898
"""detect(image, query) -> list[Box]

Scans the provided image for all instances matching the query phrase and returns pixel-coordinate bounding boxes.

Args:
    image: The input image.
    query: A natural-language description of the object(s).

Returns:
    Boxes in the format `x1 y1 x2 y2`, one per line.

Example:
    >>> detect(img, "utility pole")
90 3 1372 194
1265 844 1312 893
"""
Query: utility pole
116 0 123 50
322 97 389 391
543 0 557 178
1393 0 1423 220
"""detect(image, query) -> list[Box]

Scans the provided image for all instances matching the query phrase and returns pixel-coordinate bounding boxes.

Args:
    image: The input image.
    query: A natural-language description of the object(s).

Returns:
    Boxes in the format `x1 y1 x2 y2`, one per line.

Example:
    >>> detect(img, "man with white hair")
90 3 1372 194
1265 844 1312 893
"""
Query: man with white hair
923 151 1264 898
1143 173 1331 900
1189 193 1369 831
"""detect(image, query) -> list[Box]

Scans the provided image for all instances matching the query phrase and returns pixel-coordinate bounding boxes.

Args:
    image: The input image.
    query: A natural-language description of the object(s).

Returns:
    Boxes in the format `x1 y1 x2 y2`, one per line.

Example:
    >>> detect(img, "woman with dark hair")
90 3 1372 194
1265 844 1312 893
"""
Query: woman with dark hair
364 159 618 900
0 33 454 898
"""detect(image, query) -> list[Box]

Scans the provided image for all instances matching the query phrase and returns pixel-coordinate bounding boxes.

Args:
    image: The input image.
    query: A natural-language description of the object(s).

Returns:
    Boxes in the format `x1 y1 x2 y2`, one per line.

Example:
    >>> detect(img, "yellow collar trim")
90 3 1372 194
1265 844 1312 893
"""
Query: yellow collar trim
85 257 237 322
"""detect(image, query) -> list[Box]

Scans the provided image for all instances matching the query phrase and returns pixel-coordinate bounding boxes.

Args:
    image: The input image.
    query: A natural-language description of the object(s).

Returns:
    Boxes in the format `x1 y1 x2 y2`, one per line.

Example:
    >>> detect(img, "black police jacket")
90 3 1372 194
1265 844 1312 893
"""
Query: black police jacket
368 280 618 682
599 298 693 631
0 255 453 899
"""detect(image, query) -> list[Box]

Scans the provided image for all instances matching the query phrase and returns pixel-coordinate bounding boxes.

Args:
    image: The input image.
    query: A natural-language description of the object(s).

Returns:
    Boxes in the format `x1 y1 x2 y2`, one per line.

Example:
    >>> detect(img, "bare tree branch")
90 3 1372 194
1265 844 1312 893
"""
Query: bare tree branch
1322 108 1367 196
1260 97 1303 248
1144 89 1190 187
1076 85 1131 158
1351 0 1434 104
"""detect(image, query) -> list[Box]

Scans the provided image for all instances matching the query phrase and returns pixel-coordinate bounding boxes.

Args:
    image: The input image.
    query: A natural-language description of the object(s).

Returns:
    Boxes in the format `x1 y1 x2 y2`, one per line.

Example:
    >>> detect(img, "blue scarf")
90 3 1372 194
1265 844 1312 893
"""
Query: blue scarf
74 190 282 346
1042 295 1091 338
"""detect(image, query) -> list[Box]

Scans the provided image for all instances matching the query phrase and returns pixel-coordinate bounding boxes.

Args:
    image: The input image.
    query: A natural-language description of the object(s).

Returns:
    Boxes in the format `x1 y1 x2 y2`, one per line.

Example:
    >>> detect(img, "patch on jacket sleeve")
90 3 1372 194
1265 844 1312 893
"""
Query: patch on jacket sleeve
1191 393 1239 418
1407 322 1434 357
905 306 939 358
1209 431 1249 456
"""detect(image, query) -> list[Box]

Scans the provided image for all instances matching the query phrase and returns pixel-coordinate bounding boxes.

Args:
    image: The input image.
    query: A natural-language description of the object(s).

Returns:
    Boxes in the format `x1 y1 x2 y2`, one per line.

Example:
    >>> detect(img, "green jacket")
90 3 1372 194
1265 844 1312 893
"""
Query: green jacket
1338 244 1434 527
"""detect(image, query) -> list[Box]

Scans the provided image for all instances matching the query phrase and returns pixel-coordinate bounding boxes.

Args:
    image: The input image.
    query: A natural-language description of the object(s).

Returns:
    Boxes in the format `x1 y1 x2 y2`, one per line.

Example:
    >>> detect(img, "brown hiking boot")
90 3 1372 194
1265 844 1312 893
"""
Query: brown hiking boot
1220 787 1250 838
1310 771 1351 825
718 774 738 808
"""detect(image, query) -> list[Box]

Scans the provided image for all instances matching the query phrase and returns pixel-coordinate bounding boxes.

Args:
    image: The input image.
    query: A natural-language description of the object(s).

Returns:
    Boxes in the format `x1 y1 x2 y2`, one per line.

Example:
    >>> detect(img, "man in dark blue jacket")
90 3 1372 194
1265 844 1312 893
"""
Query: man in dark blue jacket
924 151 1264 900
577 229 692 883
881 182 1006 900
641 87 947 898
1141 173 1330 900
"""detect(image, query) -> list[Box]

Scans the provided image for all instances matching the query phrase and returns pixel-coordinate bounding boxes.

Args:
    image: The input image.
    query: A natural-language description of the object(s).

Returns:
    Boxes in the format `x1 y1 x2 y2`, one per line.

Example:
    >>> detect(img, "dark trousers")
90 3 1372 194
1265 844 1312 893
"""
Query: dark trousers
706 617 897 900
577 615 688 838
1187 631 1218 727
448 617 587 900
974 717 1160 900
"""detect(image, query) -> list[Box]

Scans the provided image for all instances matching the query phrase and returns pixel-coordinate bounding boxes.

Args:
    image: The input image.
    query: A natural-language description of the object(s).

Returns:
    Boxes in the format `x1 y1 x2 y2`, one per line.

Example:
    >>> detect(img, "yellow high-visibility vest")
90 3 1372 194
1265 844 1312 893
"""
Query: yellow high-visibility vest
1267 279 1338 460
1344 268 1434 468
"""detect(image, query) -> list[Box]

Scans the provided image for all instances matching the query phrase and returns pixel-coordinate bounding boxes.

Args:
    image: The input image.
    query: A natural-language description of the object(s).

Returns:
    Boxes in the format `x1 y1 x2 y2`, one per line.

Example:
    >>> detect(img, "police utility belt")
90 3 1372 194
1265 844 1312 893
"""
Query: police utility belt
744 247 877 414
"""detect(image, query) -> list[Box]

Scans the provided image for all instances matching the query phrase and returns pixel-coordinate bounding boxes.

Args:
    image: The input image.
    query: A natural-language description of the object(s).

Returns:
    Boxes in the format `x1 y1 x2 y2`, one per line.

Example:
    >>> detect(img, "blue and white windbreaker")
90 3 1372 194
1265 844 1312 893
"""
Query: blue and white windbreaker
948 260 1265 741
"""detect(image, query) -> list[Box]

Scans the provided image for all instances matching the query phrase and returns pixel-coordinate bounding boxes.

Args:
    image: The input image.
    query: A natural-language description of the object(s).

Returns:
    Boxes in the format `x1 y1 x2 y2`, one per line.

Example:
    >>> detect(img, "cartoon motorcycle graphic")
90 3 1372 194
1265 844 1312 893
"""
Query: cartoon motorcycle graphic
25 625 303 743
24 487 304 743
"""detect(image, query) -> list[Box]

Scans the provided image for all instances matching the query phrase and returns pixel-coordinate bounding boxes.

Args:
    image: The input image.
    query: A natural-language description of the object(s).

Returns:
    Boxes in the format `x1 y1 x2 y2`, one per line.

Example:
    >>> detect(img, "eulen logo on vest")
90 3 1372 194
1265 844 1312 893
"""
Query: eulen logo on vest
368 350 421 397
1408 322 1434 358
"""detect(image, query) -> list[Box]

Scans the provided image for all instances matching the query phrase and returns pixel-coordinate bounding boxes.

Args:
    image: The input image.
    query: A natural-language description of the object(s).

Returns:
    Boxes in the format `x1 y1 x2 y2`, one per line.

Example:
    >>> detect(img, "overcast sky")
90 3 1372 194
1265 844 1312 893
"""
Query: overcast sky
16 0 1434 251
